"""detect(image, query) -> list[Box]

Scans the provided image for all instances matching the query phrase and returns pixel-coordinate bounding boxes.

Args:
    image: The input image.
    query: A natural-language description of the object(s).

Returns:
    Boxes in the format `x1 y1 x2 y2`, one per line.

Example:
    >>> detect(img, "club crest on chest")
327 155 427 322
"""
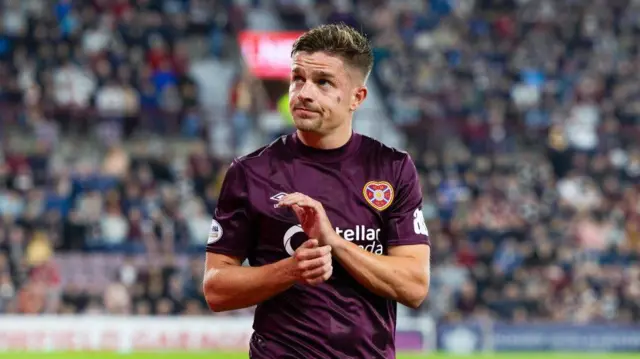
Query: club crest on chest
362 181 394 211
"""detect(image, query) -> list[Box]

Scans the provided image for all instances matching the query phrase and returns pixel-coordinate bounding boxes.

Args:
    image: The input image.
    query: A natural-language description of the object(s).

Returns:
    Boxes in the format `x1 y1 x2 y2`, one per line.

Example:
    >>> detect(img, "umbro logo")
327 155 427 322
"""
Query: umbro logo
270 192 288 207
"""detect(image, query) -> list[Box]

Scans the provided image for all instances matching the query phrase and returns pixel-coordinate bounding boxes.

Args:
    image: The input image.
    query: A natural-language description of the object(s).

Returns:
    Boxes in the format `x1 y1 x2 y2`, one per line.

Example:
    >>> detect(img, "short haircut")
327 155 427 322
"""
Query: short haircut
291 23 373 80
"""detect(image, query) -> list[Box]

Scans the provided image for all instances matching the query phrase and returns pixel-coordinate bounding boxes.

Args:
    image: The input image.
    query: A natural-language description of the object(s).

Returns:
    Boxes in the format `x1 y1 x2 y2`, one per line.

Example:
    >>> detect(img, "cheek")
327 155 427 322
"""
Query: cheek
288 88 298 104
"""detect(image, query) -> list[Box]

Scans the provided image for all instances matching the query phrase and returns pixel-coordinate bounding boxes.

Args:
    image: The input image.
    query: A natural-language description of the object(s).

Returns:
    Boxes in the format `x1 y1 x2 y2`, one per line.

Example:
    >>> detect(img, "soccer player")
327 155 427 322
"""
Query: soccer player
203 24 431 359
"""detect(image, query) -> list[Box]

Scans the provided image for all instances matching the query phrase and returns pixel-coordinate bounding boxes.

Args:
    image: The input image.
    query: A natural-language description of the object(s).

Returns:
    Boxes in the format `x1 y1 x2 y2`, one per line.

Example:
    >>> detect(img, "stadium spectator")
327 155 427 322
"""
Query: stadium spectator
0 0 639 326
271 0 640 323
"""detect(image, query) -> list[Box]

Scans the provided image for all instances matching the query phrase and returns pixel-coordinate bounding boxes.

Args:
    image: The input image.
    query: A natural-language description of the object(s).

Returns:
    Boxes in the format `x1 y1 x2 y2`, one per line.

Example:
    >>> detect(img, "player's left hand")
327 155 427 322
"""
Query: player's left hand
277 193 337 246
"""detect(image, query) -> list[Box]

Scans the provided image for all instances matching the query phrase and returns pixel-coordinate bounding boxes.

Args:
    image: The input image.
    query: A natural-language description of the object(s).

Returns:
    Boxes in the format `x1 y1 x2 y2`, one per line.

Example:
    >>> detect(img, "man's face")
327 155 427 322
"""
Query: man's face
289 51 366 134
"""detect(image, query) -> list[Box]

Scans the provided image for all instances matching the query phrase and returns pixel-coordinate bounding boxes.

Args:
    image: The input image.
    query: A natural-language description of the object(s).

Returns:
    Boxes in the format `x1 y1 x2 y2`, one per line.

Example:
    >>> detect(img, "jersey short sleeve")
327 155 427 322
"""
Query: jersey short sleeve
206 160 253 258
386 154 430 247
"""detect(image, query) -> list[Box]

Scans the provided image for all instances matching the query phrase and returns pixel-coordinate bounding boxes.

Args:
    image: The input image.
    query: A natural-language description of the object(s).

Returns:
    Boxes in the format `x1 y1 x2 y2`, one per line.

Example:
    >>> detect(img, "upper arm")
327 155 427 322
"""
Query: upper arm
203 252 243 303
205 252 243 271
206 160 254 259
388 244 431 300
388 244 430 269
386 154 431 247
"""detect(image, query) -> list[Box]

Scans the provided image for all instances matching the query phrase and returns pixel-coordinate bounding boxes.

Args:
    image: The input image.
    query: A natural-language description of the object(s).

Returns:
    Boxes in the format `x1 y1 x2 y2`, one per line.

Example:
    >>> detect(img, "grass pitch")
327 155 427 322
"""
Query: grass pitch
0 352 636 359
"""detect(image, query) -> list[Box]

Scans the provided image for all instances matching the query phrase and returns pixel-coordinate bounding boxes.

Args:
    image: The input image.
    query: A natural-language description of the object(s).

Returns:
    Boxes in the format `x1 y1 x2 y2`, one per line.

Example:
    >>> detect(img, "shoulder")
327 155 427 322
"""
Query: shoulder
219 137 288 196
358 134 416 171
357 134 420 194
229 136 289 172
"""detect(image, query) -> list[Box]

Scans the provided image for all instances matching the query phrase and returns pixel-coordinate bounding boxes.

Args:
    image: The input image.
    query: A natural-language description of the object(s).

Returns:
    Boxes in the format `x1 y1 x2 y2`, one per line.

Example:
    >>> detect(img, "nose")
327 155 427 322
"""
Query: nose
296 81 315 103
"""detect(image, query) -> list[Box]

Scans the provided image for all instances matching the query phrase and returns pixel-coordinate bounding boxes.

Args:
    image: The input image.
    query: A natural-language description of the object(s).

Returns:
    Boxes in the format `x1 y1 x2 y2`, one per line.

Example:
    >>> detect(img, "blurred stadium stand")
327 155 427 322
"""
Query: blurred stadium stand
2 0 640 354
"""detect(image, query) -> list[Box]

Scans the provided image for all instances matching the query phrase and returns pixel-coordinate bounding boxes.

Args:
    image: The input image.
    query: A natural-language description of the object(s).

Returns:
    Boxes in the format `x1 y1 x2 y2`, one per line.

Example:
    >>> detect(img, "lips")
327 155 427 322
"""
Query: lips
293 108 318 116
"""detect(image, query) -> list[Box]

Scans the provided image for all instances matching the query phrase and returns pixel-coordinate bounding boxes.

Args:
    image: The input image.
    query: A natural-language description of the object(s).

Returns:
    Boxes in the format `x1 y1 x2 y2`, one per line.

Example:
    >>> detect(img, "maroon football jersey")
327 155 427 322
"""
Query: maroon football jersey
206 132 430 359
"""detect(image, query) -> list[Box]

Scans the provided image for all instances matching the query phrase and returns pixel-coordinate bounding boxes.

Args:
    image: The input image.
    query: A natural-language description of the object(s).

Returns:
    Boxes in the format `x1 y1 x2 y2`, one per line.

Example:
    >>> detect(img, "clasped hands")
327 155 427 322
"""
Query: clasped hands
276 192 339 286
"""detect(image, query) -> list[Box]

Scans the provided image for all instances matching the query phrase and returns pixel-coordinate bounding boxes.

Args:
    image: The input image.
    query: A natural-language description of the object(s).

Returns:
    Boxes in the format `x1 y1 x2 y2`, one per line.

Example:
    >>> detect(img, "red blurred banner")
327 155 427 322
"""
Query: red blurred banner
238 31 303 80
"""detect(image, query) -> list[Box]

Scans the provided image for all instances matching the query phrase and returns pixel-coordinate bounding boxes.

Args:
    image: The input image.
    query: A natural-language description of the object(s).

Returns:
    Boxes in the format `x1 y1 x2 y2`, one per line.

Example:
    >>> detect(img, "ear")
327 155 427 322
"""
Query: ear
350 86 368 112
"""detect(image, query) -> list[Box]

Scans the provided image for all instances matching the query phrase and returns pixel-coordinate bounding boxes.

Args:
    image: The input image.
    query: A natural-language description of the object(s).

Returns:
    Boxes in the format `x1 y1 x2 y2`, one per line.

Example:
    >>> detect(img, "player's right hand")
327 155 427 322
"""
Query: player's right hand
293 239 333 285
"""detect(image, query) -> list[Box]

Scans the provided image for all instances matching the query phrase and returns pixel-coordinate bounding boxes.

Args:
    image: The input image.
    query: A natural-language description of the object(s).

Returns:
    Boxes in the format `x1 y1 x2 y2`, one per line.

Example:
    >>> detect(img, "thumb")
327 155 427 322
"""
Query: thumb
292 204 305 219
301 239 318 248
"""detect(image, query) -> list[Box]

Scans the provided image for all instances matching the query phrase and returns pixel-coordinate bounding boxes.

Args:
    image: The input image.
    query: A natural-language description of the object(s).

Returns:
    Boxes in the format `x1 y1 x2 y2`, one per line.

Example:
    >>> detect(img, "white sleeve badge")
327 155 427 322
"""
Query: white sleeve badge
208 219 223 244
412 208 429 236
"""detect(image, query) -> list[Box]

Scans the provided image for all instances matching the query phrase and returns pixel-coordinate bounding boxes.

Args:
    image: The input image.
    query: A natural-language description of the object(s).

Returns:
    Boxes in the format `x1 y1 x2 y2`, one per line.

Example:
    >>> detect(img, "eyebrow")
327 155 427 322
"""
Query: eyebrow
314 71 336 79
291 68 336 79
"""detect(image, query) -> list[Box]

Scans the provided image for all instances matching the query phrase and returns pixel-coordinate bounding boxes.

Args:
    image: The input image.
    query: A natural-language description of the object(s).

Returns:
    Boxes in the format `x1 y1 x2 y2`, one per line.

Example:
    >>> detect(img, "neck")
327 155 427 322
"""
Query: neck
296 125 353 150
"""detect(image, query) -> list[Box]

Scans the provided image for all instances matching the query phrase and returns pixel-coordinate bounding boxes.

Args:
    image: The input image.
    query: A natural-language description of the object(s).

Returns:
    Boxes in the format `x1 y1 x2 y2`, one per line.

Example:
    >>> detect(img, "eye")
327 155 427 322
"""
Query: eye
317 79 332 87
292 75 304 83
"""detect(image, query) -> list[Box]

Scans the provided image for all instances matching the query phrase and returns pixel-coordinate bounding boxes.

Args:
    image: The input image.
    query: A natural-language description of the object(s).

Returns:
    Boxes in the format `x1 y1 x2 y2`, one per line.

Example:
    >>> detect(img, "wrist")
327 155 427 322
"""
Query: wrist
276 257 301 285
325 232 345 250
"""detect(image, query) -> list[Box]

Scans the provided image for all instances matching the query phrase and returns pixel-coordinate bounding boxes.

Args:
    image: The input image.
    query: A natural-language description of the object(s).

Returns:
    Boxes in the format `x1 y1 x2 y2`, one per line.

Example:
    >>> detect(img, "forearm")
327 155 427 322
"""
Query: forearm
331 237 429 308
203 257 297 312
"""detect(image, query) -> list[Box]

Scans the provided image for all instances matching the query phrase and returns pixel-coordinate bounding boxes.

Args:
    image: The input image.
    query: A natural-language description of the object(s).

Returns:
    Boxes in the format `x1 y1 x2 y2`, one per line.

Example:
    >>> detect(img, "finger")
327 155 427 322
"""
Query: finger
318 245 332 255
295 245 331 261
305 277 323 285
302 262 332 280
303 206 316 218
306 268 332 285
286 192 306 200
318 263 334 282
298 198 323 214
322 266 333 281
274 193 302 208
298 254 332 271
278 193 305 206
279 194 317 209
291 204 306 220
296 197 316 209
299 239 318 249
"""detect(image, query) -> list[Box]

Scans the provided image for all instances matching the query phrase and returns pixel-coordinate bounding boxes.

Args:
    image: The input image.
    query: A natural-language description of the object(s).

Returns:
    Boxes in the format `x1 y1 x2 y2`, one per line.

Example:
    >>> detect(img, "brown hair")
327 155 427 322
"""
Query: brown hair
291 23 373 80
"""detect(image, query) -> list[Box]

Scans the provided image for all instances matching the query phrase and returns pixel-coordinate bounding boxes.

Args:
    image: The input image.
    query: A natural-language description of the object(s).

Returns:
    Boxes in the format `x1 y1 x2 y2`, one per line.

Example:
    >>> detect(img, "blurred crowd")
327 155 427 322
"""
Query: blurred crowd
351 0 640 323
0 0 243 315
0 0 248 143
2 0 640 323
